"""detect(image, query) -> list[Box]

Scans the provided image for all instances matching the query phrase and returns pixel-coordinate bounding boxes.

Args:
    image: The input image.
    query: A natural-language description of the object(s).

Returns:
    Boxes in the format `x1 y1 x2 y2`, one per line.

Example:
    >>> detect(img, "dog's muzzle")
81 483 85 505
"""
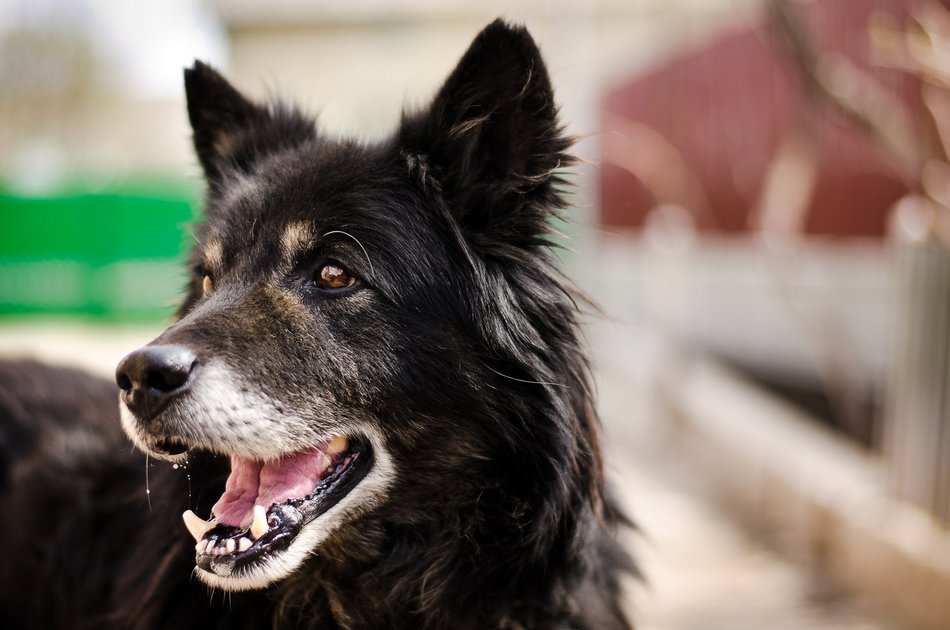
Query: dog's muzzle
115 344 197 438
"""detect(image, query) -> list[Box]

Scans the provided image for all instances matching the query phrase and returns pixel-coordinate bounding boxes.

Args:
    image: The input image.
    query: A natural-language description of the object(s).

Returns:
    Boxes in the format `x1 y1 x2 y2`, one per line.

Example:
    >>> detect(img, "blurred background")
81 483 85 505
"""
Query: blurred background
1 0 949 627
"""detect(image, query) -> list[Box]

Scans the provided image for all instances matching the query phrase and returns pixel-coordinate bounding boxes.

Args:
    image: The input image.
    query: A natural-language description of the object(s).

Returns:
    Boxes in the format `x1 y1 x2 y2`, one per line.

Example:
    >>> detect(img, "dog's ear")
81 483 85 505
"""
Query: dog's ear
398 20 572 245
184 61 314 182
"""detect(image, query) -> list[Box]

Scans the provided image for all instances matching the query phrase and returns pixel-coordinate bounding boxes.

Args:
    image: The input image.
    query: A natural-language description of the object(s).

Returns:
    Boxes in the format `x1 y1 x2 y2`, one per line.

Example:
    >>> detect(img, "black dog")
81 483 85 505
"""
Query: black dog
0 20 634 629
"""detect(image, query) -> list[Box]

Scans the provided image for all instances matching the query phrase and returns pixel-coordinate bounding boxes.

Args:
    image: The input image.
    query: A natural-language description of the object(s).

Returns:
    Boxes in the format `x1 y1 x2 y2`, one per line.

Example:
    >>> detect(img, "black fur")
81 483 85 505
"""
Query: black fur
0 20 634 629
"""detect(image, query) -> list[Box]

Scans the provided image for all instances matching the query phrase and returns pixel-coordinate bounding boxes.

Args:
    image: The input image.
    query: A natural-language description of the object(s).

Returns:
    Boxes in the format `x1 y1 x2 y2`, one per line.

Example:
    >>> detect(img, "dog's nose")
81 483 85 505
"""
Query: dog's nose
116 345 197 418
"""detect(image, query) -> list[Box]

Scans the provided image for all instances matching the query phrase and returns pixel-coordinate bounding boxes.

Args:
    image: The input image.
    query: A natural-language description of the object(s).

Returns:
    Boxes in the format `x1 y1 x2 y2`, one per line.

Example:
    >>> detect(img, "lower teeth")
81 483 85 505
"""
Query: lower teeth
197 532 256 556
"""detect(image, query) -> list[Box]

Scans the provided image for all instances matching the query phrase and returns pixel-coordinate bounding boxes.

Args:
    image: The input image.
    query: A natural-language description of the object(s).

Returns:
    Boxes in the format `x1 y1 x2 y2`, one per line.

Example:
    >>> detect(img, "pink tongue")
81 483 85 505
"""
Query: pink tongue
211 448 328 526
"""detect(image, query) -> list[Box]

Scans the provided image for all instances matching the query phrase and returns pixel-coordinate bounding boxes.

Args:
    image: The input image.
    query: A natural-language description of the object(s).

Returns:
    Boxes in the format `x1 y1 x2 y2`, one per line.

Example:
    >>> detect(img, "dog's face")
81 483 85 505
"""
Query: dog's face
116 20 575 592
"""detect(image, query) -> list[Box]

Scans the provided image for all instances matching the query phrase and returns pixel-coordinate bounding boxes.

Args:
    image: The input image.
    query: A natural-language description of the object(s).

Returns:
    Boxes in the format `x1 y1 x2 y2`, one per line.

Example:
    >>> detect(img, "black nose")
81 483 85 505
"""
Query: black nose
116 345 197 419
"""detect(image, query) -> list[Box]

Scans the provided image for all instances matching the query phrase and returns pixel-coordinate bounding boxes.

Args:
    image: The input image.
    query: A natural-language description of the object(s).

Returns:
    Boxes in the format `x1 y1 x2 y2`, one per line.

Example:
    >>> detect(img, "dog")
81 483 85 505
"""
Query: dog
0 19 634 629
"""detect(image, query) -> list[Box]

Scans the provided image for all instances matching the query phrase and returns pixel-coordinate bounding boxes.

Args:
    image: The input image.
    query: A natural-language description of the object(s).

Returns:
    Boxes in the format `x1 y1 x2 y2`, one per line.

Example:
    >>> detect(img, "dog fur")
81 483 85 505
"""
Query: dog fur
0 20 634 629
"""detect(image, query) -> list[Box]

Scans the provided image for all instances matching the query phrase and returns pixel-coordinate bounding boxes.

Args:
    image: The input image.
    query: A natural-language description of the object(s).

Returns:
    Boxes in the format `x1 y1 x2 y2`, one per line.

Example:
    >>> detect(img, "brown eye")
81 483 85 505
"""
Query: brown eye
316 263 356 290
202 275 213 295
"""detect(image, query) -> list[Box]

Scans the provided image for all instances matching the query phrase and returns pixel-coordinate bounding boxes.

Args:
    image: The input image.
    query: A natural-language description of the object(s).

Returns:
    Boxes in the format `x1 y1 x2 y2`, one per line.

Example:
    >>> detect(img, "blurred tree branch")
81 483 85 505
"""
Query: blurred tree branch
767 0 950 246
766 0 924 186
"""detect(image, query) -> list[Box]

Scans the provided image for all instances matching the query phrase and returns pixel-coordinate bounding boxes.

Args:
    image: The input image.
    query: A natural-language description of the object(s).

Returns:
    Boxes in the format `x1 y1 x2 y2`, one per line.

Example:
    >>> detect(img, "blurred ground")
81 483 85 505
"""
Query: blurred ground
590 318 898 630
0 319 158 377
0 313 899 629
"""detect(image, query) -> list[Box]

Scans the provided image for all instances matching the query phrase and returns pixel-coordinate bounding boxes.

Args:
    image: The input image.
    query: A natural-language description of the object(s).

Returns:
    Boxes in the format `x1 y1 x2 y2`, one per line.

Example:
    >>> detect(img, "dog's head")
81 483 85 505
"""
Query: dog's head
116 20 599 595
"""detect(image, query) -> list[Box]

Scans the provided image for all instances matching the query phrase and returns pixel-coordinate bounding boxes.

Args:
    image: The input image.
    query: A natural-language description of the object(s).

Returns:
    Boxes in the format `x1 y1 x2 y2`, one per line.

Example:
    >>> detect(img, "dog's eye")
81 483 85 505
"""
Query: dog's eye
315 263 356 290
202 275 213 296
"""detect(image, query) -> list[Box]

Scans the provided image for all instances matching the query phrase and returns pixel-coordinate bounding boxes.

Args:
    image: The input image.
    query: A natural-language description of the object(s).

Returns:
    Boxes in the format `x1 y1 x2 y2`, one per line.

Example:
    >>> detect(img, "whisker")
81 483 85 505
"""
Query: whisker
482 363 567 388
323 230 375 277
145 454 152 512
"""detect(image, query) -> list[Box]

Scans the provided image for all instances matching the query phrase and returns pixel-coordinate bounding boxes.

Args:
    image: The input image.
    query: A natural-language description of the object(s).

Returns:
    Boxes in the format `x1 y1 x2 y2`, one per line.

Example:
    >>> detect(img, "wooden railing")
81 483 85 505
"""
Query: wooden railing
885 196 950 523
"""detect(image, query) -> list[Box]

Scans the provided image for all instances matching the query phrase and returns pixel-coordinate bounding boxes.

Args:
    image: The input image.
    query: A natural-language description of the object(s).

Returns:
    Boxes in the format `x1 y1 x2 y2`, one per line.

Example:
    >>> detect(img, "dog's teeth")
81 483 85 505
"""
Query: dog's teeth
225 539 236 554
327 435 348 455
196 539 209 554
251 505 268 540
237 537 252 552
321 453 332 472
182 510 214 543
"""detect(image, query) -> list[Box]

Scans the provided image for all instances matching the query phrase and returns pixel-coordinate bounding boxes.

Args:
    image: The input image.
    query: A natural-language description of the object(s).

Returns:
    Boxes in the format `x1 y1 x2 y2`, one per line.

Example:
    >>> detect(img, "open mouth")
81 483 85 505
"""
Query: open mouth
181 435 373 583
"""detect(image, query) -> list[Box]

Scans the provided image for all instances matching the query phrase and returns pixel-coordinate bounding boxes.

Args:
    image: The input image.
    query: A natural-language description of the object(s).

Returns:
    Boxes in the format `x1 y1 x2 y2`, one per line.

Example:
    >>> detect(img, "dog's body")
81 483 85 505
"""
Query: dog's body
0 21 634 629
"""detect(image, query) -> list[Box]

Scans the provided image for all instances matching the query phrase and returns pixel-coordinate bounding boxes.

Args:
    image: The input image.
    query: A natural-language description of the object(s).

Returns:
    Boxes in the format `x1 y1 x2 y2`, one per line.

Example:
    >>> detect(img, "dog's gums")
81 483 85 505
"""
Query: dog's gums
180 436 374 580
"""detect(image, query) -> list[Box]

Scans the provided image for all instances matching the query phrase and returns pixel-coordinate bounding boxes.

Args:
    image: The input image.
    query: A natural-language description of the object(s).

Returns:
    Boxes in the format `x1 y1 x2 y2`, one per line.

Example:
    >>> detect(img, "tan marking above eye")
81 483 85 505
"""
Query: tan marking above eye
316 263 356 290
281 221 314 260
203 240 224 271
202 275 213 295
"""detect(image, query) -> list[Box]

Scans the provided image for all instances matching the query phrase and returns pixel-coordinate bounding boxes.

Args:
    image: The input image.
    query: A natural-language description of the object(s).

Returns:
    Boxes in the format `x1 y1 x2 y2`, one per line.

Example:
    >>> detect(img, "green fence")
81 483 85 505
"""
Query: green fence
0 183 200 321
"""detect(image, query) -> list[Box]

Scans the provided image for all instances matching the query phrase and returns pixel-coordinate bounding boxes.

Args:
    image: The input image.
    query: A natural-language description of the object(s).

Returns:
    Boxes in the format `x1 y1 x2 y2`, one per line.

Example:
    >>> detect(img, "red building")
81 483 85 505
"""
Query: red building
600 0 929 238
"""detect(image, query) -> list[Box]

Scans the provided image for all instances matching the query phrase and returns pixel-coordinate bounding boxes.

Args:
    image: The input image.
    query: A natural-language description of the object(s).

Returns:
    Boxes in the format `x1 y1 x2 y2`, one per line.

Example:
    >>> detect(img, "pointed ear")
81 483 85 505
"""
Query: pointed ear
398 20 572 241
184 61 315 181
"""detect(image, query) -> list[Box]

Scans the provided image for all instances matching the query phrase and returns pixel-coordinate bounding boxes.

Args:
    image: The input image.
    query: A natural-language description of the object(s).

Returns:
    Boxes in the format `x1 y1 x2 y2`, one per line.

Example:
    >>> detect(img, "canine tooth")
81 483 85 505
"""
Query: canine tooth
196 539 208 554
237 537 252 552
327 435 348 455
225 539 236 554
251 505 269 539
182 510 214 542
